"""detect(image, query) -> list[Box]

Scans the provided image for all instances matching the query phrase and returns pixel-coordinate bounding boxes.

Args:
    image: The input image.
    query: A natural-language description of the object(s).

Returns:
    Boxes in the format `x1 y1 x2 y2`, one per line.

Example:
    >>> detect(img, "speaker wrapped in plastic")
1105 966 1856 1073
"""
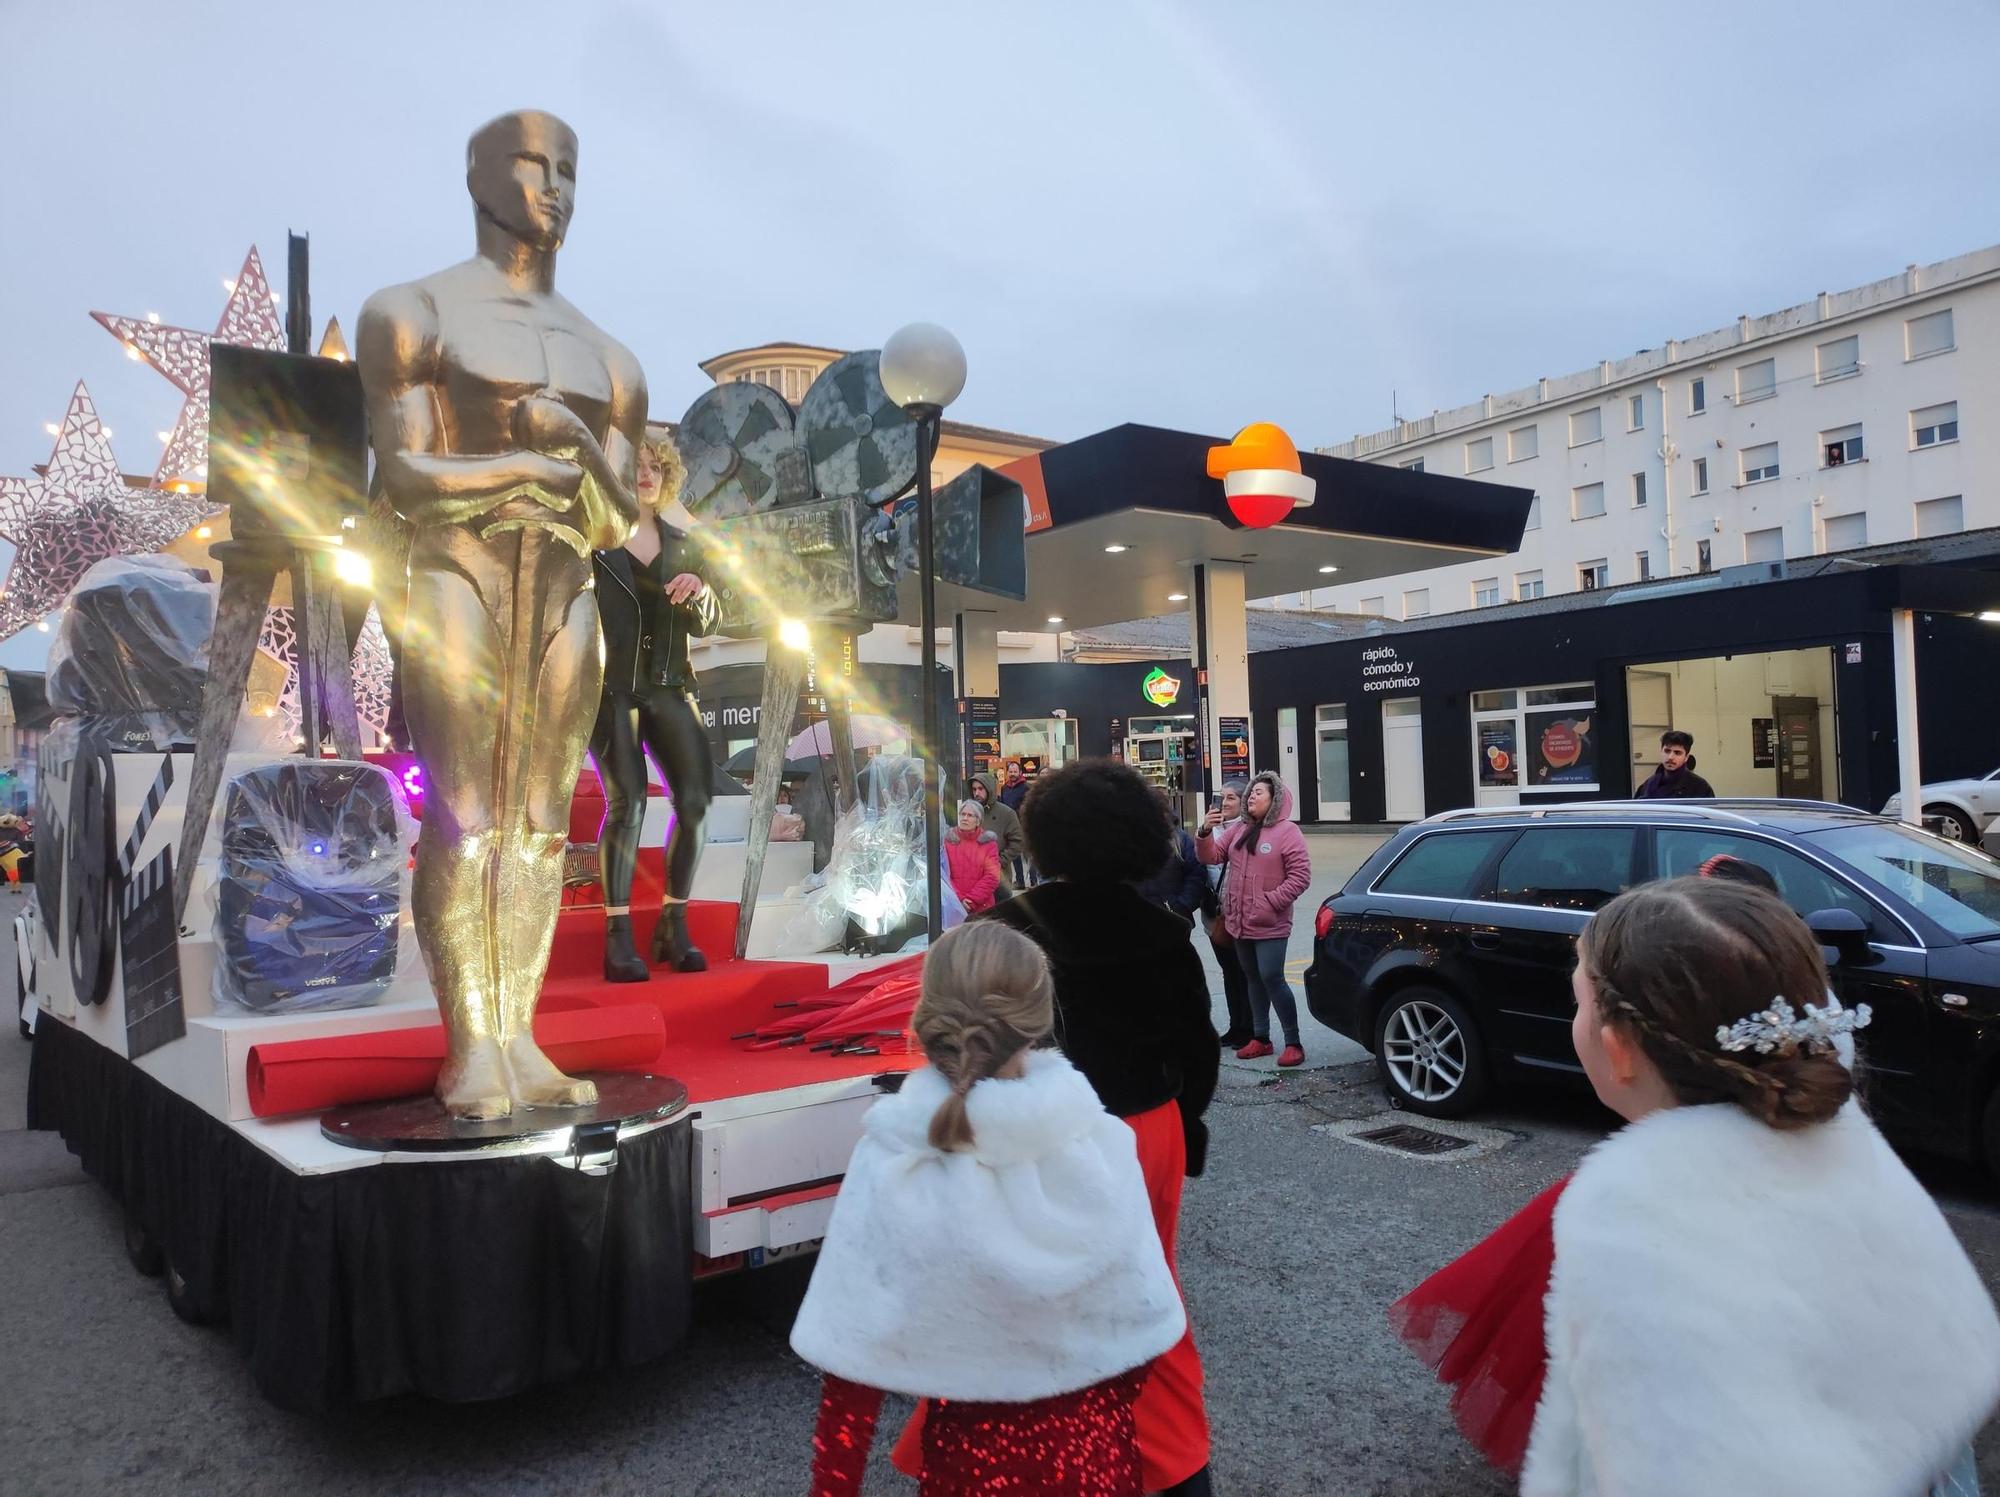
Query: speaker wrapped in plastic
212 760 410 1014
45 555 216 752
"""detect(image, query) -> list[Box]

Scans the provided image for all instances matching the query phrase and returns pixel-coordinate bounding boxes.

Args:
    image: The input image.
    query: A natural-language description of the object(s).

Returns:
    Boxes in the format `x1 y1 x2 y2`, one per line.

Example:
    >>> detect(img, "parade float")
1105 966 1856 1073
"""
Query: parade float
14 109 1024 1410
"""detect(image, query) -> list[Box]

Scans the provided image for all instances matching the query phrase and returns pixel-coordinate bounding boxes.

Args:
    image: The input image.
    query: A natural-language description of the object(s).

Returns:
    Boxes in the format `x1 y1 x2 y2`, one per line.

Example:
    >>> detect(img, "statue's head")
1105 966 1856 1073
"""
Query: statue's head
466 110 578 253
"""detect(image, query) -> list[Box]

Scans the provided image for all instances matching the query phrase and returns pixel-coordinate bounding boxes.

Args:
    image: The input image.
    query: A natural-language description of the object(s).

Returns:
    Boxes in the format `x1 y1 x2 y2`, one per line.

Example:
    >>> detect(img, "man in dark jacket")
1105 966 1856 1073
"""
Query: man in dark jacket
1135 789 1207 922
969 772 1024 895
1635 729 1716 799
998 760 1031 813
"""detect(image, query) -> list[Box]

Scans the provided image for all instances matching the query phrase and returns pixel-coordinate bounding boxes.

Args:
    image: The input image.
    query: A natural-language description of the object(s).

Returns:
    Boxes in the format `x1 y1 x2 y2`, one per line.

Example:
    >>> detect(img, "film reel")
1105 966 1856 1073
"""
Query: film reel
64 737 116 1007
672 381 811 522
798 352 919 507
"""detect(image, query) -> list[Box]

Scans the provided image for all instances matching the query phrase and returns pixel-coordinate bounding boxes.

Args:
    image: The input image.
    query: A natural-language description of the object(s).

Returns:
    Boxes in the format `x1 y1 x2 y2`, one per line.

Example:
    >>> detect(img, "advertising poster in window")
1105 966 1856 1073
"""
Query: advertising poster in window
1476 720 1518 787
1218 716 1251 781
1527 708 1596 787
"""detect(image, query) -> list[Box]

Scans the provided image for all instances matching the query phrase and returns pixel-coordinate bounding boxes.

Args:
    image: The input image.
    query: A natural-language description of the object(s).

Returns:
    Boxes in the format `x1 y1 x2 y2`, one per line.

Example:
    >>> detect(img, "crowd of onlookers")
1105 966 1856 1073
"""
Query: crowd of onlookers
792 753 2000 1496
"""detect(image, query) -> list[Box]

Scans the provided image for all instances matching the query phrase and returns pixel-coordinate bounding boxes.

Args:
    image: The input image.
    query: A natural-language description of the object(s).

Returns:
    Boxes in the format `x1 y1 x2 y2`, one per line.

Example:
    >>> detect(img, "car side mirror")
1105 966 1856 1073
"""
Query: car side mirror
1806 907 1870 964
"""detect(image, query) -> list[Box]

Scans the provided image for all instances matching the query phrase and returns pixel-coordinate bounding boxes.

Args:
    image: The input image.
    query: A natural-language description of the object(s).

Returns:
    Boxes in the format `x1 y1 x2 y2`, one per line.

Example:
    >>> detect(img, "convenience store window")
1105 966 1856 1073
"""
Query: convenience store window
1470 682 1597 807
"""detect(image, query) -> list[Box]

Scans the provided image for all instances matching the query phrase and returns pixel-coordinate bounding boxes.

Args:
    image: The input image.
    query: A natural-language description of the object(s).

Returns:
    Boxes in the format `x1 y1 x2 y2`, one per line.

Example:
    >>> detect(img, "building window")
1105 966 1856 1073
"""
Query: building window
1635 550 1652 581
1508 424 1538 462
1821 423 1863 467
1735 358 1776 404
1912 401 1959 448
1524 494 1542 529
1628 393 1645 430
1403 588 1431 620
1905 308 1954 360
1740 442 1780 484
1693 456 1709 493
1578 559 1609 591
1630 471 1647 507
1915 495 1965 538
1569 407 1602 446
1360 595 1385 616
1745 526 1784 564
1472 578 1501 608
1822 511 1868 552
1515 570 1545 601
1465 436 1494 473
1689 377 1707 415
1697 539 1713 572
1400 457 1426 473
1571 482 1606 519
1815 335 1860 383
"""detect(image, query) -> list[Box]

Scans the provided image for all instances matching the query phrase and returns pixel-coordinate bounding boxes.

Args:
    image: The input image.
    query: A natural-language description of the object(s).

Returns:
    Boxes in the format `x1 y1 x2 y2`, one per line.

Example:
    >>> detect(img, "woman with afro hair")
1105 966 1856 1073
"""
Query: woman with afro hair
935 756 1221 1495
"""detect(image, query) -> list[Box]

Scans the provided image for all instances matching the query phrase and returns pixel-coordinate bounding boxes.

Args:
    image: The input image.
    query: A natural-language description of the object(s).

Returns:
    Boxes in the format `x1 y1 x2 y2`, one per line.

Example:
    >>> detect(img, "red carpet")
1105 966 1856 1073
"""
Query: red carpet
538 900 921 1105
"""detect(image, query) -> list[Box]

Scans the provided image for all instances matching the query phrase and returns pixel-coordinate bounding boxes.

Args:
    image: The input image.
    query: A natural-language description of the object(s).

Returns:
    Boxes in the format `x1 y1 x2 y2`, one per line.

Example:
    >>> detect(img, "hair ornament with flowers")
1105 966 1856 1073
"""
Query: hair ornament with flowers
1716 993 1872 1057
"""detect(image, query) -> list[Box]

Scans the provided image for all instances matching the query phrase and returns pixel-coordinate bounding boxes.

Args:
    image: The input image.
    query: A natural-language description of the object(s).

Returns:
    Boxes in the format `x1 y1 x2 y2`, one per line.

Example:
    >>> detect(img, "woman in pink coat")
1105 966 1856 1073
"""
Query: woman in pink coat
943 799 1002 915
1197 770 1311 1067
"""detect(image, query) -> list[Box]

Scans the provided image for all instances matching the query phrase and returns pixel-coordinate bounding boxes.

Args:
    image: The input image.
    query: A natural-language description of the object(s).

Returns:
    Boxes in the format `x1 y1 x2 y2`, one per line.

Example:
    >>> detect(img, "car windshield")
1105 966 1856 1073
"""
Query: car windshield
1812 823 2000 940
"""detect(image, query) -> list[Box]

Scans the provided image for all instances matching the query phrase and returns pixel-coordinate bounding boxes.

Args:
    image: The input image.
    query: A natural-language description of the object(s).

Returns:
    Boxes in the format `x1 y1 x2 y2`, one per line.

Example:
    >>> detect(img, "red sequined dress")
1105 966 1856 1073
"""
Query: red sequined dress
811 1370 1145 1496
1387 1175 1569 1476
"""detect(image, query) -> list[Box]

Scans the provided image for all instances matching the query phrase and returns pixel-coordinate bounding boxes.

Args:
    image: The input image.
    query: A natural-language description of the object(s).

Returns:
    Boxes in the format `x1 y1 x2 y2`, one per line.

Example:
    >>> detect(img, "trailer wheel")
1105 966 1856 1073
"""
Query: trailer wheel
164 1258 215 1326
123 1208 164 1277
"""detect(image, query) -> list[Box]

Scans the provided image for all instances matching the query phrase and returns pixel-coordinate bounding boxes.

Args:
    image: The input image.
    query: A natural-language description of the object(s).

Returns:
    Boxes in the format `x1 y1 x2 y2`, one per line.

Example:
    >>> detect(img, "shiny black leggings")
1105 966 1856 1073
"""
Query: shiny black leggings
592 689 712 908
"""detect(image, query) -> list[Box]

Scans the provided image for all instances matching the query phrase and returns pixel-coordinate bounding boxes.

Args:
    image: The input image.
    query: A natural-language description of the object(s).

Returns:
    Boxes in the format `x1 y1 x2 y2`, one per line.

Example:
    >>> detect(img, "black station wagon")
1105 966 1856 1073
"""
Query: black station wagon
1304 801 2000 1172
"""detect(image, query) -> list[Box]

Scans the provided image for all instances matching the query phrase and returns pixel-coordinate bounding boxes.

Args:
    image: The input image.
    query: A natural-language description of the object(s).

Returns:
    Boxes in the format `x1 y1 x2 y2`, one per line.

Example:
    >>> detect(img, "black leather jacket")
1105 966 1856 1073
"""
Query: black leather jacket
592 518 720 697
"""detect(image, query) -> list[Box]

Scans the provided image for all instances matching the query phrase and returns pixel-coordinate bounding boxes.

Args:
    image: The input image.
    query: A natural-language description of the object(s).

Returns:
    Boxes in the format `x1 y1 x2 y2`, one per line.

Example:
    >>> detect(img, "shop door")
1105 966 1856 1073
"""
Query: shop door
1276 708 1301 821
1316 705 1351 821
1773 696 1823 800
1627 669 1673 793
1382 698 1425 821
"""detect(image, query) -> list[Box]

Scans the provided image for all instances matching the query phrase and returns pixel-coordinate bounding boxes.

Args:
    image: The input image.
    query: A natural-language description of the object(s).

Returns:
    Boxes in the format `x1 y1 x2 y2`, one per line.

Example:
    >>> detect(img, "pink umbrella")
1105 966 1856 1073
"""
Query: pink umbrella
785 715 908 760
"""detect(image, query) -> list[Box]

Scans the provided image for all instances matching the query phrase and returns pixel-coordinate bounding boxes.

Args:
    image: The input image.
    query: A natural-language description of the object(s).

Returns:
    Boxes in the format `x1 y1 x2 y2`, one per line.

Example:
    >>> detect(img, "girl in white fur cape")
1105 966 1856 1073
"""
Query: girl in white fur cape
790 920 1185 1495
1525 876 2000 1497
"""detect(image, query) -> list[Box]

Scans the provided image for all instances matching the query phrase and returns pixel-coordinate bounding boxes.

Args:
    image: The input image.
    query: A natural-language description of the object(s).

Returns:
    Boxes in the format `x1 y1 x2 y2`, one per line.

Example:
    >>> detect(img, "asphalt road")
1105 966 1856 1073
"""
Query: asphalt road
5 835 2000 1496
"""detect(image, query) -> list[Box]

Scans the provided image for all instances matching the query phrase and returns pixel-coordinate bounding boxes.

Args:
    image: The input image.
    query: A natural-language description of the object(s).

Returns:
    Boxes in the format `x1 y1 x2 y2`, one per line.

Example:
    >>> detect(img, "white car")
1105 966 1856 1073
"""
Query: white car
1881 767 2000 848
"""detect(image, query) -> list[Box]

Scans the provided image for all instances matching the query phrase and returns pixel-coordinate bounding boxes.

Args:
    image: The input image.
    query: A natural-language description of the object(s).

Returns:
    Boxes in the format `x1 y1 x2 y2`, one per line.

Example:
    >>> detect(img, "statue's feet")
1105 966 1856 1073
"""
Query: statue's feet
505 1037 599 1110
438 1041 513 1121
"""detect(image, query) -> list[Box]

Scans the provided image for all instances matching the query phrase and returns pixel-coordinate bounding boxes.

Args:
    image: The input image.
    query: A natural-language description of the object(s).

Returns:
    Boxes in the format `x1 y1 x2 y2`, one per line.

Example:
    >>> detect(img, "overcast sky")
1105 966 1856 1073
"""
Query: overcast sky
3 0 1997 667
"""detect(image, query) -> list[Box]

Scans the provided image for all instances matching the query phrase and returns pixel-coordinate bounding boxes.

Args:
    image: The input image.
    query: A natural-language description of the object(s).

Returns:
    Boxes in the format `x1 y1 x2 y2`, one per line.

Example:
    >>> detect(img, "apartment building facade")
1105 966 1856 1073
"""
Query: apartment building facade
1308 246 1998 621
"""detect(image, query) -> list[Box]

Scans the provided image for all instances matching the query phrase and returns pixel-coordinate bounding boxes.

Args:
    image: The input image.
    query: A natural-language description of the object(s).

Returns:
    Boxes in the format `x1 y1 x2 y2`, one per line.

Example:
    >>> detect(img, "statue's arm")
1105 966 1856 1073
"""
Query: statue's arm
572 345 648 548
355 284 582 527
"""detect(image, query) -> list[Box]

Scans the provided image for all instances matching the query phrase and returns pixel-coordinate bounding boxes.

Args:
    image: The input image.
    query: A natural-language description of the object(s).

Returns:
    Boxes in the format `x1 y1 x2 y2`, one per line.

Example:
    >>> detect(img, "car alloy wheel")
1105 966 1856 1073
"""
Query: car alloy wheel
1383 1000 1468 1103
1374 985 1489 1118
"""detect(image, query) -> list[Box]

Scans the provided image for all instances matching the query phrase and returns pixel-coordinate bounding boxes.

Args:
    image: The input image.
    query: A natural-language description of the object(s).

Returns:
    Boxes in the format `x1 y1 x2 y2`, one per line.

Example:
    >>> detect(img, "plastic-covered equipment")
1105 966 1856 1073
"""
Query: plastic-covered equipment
212 760 410 1014
45 555 216 752
779 754 963 957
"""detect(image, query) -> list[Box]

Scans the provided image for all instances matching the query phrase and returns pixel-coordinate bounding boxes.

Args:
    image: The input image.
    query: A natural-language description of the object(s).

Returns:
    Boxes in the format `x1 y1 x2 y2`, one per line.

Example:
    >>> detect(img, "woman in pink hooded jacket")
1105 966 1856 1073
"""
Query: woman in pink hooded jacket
1197 770 1311 1067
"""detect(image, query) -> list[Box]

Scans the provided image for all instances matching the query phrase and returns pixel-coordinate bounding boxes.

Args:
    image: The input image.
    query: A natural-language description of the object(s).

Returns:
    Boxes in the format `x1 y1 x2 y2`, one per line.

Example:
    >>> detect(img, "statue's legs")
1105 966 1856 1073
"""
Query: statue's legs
403 559 512 1119
403 528 600 1117
496 564 602 1104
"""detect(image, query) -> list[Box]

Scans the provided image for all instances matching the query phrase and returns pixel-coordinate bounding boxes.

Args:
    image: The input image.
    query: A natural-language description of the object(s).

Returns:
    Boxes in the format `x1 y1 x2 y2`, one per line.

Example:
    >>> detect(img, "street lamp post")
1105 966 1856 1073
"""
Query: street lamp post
881 323 968 943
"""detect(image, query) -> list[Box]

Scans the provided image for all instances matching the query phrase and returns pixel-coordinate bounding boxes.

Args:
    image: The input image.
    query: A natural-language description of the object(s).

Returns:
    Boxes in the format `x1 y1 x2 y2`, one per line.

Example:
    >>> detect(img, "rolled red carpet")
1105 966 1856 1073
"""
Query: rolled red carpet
245 1003 668 1118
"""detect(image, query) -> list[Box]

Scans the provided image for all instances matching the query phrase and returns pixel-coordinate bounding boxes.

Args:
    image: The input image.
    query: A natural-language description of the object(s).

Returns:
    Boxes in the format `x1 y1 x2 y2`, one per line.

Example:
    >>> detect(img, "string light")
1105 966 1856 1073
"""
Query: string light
221 279 236 294
145 312 160 324
195 525 213 539
42 423 57 436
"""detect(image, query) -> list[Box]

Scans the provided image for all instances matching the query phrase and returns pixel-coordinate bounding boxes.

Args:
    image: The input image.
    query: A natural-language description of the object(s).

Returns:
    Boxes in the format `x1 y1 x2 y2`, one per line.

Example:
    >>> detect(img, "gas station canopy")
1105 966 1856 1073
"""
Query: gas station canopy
898 423 1536 632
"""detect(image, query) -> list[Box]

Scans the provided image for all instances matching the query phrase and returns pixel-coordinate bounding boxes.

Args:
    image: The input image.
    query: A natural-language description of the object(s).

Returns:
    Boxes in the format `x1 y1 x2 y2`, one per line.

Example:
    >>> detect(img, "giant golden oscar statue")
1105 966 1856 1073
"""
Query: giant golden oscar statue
357 111 645 1118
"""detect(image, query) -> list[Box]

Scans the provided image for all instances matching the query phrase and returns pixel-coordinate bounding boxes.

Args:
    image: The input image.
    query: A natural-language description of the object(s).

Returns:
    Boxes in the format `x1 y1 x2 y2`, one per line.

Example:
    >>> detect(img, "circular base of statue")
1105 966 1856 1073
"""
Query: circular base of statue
320 1071 690 1153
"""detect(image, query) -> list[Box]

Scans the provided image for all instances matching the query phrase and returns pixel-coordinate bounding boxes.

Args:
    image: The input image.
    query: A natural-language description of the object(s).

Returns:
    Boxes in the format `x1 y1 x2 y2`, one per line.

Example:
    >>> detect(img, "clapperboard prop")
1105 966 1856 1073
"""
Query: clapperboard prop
118 758 185 1059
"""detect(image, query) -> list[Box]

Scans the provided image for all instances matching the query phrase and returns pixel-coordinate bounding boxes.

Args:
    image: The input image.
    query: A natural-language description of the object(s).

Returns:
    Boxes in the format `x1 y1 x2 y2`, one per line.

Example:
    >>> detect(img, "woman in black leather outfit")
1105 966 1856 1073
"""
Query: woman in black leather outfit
592 442 721 980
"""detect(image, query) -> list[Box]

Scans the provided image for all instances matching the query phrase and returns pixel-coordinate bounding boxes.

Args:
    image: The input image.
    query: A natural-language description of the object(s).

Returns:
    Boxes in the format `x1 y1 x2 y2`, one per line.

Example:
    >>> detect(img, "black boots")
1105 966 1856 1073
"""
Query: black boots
652 902 708 973
603 914 649 983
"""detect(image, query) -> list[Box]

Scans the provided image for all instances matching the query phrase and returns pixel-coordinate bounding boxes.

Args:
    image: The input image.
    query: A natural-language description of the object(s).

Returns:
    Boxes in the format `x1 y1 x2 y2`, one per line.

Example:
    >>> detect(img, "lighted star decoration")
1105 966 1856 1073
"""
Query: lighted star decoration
0 383 211 642
257 602 394 745
91 245 286 495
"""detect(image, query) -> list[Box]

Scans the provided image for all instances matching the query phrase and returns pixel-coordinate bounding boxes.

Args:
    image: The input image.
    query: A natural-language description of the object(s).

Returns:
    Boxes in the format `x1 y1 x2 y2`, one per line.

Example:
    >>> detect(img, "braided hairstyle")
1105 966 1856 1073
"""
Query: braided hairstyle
912 922 1055 1151
1579 876 1851 1130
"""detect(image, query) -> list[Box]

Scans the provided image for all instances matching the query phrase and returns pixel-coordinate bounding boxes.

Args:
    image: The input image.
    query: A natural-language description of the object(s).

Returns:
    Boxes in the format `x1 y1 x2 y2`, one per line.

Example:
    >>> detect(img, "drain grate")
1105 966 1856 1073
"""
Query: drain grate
1351 1123 1472 1156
